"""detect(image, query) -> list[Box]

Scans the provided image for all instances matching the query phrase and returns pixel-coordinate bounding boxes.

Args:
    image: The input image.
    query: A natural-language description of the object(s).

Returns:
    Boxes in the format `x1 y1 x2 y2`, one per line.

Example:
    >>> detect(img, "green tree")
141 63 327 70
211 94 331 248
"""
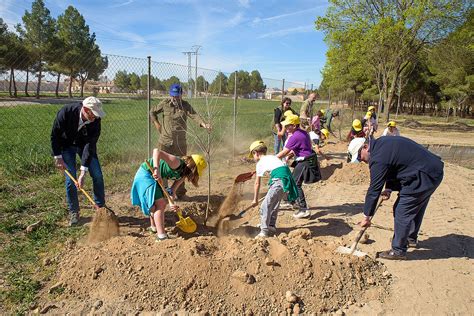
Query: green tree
250 70 265 92
76 51 107 97
209 72 228 94
129 72 141 92
228 70 251 95
163 76 180 91
153 77 166 91
57 5 105 97
18 0 56 98
428 9 473 117
114 70 130 92
316 0 468 121
196 75 209 93
1 23 31 97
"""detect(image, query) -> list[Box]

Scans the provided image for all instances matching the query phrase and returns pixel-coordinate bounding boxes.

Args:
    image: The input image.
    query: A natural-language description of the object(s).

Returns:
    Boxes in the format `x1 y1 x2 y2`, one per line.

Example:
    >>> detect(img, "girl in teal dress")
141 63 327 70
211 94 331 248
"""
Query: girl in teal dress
131 149 207 241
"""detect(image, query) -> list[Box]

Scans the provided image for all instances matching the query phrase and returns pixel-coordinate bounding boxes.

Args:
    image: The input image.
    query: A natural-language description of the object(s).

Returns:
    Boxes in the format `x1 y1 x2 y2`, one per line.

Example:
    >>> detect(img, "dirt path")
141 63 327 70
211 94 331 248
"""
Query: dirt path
36 140 474 314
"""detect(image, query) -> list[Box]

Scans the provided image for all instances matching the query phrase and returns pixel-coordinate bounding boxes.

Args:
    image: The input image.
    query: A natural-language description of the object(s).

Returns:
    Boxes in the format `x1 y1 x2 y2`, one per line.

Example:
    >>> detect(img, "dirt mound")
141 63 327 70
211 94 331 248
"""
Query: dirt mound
38 234 390 314
402 119 422 128
87 208 120 243
328 163 370 185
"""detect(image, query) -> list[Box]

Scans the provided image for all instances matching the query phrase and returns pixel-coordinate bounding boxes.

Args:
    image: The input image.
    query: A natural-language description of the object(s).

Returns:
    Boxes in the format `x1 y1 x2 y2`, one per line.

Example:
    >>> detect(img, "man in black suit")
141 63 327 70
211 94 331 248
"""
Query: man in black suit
350 136 444 260
51 97 106 226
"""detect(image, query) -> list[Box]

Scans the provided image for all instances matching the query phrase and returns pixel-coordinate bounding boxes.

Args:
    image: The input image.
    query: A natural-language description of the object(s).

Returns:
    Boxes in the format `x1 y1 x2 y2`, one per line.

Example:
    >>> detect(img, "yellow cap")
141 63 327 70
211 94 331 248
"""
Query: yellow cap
319 109 326 116
365 111 372 119
283 110 293 117
352 119 362 132
281 114 300 126
321 128 329 139
191 154 207 177
368 105 375 111
248 140 266 158
387 121 396 127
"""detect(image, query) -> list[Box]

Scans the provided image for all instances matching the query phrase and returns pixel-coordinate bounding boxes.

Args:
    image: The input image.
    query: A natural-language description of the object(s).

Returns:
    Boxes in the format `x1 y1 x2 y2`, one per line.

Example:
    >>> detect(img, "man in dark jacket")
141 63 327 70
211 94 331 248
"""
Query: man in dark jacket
51 97 106 226
353 136 444 260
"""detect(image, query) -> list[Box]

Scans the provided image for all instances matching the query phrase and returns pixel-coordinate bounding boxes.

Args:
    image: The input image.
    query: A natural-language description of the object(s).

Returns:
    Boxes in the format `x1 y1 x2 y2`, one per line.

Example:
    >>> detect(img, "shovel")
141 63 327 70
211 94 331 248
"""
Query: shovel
63 169 119 242
144 160 197 234
234 171 256 184
336 200 383 257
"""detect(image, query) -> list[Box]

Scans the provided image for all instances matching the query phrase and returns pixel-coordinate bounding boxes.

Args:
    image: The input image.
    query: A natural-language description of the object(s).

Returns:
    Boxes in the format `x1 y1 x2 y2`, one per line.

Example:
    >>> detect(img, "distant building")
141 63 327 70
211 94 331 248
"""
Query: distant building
265 88 282 100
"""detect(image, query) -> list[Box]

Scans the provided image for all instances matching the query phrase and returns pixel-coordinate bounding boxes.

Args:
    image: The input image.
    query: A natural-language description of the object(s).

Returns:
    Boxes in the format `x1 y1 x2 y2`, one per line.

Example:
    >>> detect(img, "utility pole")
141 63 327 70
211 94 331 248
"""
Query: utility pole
182 51 194 98
192 45 202 98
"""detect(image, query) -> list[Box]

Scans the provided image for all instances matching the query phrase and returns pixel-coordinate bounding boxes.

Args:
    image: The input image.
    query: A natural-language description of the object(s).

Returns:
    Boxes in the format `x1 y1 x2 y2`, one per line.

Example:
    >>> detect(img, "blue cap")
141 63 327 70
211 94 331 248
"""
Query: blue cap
169 83 182 96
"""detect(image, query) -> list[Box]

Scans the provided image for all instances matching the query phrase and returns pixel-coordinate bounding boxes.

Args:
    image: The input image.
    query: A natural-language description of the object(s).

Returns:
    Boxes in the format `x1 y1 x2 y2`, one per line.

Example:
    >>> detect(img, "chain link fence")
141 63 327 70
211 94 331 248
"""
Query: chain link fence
0 53 321 176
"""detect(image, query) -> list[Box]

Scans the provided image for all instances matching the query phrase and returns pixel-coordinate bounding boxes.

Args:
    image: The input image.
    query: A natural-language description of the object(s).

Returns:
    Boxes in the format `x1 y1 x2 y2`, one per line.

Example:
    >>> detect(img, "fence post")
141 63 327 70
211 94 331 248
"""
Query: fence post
147 56 151 156
233 71 238 158
281 79 285 101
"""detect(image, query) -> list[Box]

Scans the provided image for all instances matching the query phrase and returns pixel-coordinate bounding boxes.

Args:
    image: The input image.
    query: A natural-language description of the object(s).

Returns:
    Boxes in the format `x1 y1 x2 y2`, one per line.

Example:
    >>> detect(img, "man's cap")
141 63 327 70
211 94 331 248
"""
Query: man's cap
368 105 376 111
352 119 362 132
364 111 372 119
387 121 396 127
348 137 366 163
248 140 266 158
281 114 300 127
169 83 183 96
82 96 105 118
319 109 326 116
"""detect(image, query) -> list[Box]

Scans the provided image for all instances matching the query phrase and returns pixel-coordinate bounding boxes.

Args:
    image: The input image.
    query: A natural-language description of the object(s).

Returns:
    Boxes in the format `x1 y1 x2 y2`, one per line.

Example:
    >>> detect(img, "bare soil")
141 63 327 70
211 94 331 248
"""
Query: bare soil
35 131 474 315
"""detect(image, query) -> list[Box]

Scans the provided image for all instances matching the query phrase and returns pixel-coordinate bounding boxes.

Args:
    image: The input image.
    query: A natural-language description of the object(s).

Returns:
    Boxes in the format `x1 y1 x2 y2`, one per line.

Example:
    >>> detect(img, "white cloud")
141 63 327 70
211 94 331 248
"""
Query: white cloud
0 0 23 26
226 12 244 27
252 7 320 25
109 0 136 8
258 25 314 39
238 0 250 8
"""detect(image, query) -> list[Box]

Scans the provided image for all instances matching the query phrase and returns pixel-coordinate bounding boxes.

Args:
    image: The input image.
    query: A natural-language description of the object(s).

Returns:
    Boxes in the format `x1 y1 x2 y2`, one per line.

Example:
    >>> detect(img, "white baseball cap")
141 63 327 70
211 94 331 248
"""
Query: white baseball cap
348 137 366 163
82 96 106 118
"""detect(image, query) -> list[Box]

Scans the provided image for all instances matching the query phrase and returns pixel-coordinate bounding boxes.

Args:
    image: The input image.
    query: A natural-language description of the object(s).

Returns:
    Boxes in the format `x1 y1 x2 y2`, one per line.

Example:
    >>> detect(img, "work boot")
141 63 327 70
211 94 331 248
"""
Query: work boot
377 250 407 260
69 212 79 227
408 239 418 248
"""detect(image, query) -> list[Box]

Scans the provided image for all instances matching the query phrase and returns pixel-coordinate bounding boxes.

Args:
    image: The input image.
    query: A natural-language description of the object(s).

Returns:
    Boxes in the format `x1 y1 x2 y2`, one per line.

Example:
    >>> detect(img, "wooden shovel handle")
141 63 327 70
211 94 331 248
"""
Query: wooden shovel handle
144 160 175 208
63 169 97 207
349 199 383 254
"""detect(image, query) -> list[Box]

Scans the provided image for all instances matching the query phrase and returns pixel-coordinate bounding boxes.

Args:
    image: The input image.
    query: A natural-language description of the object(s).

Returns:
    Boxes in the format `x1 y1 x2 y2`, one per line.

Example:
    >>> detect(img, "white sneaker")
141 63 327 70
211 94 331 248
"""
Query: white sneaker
254 231 269 239
280 201 293 209
293 209 310 219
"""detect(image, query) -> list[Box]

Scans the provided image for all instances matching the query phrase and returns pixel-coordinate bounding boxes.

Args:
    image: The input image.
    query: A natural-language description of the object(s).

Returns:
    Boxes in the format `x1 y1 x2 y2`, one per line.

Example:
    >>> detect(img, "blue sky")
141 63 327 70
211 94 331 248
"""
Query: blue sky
1 0 329 87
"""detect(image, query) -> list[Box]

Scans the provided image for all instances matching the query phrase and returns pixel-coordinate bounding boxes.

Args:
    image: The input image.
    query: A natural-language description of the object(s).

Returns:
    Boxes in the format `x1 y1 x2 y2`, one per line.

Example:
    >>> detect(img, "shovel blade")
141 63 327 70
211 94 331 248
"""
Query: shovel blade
336 246 367 257
234 171 255 183
176 214 197 233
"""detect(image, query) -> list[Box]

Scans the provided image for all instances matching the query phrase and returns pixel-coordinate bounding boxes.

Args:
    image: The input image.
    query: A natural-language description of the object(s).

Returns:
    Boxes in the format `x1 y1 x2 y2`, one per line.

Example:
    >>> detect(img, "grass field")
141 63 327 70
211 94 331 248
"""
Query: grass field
0 95 472 313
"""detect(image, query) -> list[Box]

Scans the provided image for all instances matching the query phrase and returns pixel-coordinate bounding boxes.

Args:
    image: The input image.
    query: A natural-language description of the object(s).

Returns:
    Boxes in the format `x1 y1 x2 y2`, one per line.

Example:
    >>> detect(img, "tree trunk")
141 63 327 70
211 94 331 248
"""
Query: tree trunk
12 68 17 97
25 67 30 97
9 68 13 97
55 73 61 98
36 60 42 99
68 74 73 98
80 78 85 97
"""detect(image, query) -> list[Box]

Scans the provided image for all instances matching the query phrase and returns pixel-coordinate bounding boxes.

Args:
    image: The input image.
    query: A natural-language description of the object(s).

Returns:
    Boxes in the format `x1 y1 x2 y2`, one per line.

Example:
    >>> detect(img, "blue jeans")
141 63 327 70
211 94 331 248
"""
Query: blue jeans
273 132 286 154
62 146 105 213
